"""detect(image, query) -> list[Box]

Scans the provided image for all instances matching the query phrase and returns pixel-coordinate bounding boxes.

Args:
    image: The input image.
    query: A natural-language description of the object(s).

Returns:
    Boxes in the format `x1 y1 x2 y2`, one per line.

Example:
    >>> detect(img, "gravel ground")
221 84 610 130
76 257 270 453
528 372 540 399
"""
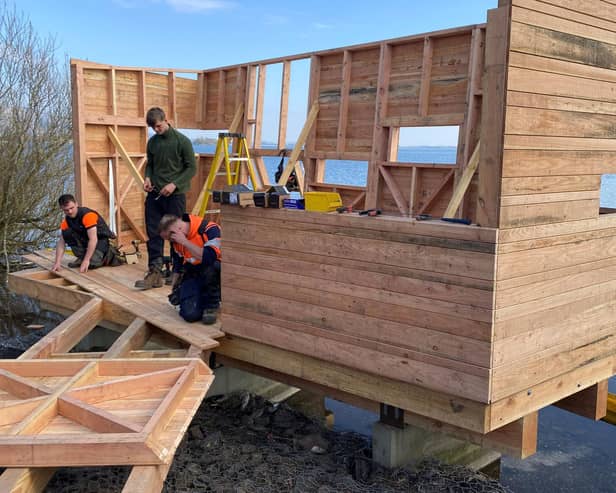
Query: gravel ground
41 391 509 493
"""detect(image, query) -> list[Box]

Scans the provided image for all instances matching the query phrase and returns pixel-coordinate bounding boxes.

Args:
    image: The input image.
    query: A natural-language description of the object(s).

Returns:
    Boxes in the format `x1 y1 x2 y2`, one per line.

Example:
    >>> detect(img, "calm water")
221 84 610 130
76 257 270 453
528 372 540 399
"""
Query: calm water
2 147 616 491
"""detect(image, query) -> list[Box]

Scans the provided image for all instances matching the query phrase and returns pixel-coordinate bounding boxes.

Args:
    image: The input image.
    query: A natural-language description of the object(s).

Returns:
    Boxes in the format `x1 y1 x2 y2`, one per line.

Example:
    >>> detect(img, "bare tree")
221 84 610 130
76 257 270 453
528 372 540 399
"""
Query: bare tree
0 2 72 276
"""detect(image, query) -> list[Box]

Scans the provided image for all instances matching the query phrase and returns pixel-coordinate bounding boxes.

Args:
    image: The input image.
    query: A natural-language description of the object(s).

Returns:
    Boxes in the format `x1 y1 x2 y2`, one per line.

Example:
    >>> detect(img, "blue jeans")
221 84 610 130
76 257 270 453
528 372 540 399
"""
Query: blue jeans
179 261 221 322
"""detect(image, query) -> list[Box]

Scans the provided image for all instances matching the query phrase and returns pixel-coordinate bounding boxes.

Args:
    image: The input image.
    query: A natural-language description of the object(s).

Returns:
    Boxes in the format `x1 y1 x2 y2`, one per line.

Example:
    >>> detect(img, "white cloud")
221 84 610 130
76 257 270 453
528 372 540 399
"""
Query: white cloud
166 0 231 12
112 0 232 13
313 22 333 30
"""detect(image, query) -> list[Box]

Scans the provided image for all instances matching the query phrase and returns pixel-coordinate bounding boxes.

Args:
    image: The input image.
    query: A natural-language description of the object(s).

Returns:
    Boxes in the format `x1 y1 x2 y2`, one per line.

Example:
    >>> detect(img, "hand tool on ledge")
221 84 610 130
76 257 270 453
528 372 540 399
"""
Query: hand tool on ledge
415 214 472 225
336 205 353 213
359 208 382 217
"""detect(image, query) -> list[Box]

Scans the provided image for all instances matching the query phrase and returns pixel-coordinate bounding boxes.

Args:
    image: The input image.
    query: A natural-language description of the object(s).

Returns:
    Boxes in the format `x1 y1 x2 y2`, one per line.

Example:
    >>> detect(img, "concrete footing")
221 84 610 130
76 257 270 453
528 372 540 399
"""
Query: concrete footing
372 421 500 476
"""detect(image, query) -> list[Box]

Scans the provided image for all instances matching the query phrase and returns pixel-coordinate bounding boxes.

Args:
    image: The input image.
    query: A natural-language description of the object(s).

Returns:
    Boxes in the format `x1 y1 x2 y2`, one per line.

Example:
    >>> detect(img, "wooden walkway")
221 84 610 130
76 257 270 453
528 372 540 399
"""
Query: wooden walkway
25 250 224 349
0 251 222 492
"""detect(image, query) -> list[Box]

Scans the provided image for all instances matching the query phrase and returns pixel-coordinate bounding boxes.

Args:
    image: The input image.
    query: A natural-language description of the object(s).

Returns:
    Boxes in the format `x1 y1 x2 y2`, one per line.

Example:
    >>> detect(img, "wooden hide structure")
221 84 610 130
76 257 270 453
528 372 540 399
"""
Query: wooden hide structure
67 0 616 451
5 0 616 490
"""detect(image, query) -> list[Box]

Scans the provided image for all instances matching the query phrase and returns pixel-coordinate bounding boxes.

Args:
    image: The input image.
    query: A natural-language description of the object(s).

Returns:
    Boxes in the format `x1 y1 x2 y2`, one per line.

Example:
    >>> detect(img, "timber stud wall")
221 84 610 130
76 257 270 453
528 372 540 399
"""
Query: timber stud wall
71 23 486 245
71 0 616 449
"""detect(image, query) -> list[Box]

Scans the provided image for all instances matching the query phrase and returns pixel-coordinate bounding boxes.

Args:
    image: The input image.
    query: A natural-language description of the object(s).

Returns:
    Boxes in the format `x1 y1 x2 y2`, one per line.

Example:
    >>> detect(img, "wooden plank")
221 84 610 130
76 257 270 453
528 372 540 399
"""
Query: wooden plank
490 356 615 430
66 367 184 404
8 272 95 315
553 380 608 420
223 218 495 280
58 395 143 433
105 318 151 358
336 50 352 154
122 464 171 493
501 175 601 195
0 434 163 467
277 102 319 186
10 362 98 436
418 37 433 116
223 204 498 244
86 158 148 242
365 43 391 209
0 468 56 493
378 164 409 216
217 70 225 123
476 5 510 228
107 128 145 188
24 252 223 349
0 370 52 399
254 65 266 147
511 5 616 47
71 63 88 204
444 142 480 218
500 198 598 228
142 361 198 442
223 283 491 367
222 313 490 402
278 60 291 149
19 298 103 360
416 169 455 216
0 397 49 427
382 113 466 127
216 335 490 432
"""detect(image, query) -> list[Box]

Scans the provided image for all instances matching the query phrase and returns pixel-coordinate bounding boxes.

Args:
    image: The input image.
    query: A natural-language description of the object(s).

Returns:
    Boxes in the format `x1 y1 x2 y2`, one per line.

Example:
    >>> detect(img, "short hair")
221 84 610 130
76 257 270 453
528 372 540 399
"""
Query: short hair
58 194 76 206
146 107 166 127
158 214 181 234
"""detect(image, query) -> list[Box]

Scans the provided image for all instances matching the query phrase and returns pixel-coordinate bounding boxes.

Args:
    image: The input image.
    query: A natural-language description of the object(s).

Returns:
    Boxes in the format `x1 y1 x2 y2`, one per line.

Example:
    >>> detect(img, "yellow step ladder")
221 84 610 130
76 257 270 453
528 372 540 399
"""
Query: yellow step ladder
196 132 259 216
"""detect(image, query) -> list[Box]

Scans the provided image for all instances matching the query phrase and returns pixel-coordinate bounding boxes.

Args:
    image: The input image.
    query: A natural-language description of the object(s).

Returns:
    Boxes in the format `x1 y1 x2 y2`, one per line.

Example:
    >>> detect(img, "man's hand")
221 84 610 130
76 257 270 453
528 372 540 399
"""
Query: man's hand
79 259 90 273
52 262 62 272
144 177 154 192
170 229 187 246
160 182 177 197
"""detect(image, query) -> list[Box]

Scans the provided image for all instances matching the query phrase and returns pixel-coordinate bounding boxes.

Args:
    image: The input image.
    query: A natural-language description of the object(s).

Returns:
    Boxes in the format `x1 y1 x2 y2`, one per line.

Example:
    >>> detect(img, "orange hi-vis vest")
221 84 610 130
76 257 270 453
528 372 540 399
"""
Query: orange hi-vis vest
173 214 221 267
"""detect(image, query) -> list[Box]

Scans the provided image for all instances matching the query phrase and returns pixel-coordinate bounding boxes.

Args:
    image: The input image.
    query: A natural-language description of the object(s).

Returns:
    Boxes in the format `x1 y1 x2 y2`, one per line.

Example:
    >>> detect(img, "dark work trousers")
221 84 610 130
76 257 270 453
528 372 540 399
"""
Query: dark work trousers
145 191 186 269
179 261 221 322
62 229 108 268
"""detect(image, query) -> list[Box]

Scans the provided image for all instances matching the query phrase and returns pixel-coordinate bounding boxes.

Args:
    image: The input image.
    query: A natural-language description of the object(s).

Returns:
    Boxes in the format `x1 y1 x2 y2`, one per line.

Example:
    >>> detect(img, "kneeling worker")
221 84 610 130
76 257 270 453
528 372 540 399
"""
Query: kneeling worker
52 194 119 273
158 213 221 325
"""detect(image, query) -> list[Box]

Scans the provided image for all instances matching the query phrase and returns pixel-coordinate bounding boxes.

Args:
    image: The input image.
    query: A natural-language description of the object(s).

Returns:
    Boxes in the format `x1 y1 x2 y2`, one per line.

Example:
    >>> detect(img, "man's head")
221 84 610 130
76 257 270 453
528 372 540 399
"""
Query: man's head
58 194 79 218
146 107 169 135
158 214 183 240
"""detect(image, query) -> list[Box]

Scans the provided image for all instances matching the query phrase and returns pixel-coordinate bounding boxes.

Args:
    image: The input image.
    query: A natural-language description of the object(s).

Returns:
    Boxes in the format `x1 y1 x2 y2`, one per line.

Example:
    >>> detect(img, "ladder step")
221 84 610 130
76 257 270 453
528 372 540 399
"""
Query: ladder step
215 172 237 176
229 158 249 162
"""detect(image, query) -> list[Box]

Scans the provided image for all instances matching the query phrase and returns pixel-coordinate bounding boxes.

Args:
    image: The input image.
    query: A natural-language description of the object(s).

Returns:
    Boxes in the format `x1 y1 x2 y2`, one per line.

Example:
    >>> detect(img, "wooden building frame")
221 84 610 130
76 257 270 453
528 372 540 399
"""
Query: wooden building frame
6 0 616 490
69 0 616 440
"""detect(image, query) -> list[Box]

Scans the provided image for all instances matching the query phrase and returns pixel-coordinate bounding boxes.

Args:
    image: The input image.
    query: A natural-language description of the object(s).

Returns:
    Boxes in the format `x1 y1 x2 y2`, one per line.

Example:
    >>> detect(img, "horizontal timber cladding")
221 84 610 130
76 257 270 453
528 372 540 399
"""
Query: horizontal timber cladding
490 0 616 405
221 206 497 403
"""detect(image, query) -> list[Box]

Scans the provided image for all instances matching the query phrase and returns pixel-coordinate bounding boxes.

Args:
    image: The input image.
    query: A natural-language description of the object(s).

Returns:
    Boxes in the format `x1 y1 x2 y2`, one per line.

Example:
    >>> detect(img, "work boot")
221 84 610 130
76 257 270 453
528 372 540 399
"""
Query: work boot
202 308 218 325
67 258 82 268
134 266 164 290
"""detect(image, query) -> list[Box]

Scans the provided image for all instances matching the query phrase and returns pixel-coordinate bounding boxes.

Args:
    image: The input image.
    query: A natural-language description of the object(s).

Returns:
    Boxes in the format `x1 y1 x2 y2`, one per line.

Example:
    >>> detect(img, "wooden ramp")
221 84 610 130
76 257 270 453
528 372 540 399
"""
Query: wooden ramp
24 251 224 350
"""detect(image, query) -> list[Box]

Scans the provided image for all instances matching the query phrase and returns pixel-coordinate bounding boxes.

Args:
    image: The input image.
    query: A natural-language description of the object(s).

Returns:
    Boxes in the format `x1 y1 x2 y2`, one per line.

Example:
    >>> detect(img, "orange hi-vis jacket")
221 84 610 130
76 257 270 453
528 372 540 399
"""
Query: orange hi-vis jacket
172 214 221 268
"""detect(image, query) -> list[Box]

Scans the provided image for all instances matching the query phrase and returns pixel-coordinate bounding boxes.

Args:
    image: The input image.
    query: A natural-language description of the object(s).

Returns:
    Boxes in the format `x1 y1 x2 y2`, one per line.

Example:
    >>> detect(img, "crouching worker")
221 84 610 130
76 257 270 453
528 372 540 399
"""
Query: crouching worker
158 213 221 325
52 194 123 273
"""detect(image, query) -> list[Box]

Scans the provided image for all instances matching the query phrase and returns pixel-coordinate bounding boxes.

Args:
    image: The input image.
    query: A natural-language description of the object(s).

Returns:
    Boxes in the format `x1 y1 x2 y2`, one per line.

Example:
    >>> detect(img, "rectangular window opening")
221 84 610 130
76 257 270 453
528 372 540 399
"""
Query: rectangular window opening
323 160 368 187
396 126 459 165
600 174 616 214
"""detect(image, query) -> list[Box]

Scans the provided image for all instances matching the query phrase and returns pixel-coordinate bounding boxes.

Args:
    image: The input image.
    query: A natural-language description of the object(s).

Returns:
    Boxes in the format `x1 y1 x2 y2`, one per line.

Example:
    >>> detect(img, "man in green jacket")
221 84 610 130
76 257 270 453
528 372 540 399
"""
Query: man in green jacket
135 107 196 289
